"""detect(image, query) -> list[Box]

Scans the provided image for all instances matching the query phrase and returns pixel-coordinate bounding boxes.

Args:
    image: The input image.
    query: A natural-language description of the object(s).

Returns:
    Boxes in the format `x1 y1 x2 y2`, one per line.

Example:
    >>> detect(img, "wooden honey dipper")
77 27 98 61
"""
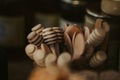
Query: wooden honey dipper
42 27 58 56
89 50 107 68
27 31 43 47
87 20 107 47
52 27 63 43
31 24 44 35
52 27 63 54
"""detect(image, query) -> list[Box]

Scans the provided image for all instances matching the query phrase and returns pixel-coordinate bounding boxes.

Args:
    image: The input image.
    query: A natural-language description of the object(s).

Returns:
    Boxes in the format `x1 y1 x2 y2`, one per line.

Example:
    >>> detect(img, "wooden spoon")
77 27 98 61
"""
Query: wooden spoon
65 24 81 39
84 26 90 41
72 32 85 60
64 32 73 54
72 32 77 55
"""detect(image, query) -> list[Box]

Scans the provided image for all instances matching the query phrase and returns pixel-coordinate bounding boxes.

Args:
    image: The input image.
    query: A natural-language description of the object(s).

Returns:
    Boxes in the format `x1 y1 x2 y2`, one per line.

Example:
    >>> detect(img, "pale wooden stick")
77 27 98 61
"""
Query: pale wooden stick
25 44 37 60
33 49 46 67
57 52 71 67
45 53 57 67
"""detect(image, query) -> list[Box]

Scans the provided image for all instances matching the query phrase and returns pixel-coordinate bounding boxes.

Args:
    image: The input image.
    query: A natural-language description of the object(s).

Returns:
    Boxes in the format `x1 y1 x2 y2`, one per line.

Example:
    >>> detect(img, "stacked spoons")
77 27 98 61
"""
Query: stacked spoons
64 24 85 60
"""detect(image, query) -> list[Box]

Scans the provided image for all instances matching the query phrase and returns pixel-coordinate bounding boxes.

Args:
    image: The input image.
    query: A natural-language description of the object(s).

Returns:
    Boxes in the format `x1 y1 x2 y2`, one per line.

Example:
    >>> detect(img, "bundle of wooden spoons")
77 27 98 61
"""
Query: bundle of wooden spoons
25 19 110 69
64 24 85 60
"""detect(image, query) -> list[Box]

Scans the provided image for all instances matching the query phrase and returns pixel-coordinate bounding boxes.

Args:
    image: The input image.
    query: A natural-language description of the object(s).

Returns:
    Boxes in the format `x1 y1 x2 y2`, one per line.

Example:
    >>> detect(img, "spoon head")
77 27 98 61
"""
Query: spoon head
72 32 85 60
65 24 81 39
64 32 73 54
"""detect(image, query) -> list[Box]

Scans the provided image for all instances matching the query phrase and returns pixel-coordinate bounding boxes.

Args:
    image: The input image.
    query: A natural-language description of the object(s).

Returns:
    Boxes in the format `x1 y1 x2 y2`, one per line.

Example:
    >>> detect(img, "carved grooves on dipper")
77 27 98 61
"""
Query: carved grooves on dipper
27 24 44 47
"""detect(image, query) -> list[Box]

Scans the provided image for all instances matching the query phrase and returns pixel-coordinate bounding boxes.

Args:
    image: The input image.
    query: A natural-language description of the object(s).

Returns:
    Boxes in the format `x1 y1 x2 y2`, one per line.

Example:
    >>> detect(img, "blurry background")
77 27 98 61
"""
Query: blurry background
0 0 120 80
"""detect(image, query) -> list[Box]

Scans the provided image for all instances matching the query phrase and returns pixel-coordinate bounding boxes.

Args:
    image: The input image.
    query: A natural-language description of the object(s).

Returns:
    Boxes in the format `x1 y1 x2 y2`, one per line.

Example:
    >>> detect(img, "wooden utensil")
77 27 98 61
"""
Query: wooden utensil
72 32 85 60
89 50 107 67
94 19 110 32
94 19 103 29
33 49 46 67
87 28 106 47
32 24 44 35
84 26 90 41
52 27 63 55
65 24 81 39
25 44 37 60
45 53 57 67
72 32 77 55
64 23 69 31
41 43 51 54
84 44 94 59
27 31 43 47
57 52 71 67
42 28 58 55
64 32 73 54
